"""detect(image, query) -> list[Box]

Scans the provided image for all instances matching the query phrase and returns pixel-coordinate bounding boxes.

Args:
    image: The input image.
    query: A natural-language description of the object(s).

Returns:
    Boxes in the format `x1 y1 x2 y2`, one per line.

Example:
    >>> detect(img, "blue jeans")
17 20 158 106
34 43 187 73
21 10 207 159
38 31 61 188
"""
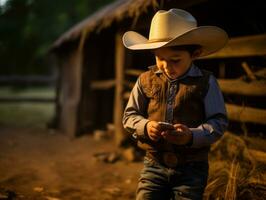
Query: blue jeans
136 157 209 200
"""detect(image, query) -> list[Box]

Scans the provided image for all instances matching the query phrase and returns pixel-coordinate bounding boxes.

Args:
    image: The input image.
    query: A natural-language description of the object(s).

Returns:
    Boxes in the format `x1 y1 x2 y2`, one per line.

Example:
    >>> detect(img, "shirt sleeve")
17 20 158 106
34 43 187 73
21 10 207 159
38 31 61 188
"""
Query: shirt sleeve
122 77 150 139
190 75 228 148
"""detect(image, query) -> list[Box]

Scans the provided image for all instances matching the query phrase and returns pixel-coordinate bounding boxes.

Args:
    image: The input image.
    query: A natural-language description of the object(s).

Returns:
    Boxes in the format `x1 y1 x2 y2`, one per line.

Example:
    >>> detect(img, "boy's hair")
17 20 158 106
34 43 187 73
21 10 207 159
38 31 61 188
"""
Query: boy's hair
169 45 202 55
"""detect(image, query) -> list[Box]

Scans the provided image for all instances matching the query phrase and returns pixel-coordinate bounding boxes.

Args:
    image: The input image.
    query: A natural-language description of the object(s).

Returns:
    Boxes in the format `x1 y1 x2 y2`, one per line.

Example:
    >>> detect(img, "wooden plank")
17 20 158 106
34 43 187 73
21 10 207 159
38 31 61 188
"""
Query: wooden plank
114 32 125 146
201 34 266 59
226 104 266 125
90 79 115 90
218 79 266 96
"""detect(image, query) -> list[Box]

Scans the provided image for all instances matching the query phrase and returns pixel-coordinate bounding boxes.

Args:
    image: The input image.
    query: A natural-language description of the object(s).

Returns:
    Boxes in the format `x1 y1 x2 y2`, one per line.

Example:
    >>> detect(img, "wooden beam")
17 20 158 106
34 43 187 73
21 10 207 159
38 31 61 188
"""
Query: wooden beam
218 79 266 96
226 104 266 125
201 34 266 59
114 32 125 146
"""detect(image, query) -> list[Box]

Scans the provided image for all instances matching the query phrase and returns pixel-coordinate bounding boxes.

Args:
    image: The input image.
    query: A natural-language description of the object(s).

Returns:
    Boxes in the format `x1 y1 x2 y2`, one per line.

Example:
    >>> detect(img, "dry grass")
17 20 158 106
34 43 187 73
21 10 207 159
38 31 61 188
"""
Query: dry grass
204 132 266 200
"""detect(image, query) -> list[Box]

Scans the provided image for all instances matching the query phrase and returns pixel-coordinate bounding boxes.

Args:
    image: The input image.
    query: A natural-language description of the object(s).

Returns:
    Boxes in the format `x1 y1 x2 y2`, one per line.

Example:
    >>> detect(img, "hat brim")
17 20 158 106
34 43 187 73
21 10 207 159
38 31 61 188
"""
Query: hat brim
123 26 228 57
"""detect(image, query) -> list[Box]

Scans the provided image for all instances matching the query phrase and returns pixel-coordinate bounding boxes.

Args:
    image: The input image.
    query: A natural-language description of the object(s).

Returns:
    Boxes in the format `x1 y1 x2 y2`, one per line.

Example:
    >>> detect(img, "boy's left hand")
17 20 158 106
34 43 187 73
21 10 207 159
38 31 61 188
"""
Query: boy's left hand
161 124 192 145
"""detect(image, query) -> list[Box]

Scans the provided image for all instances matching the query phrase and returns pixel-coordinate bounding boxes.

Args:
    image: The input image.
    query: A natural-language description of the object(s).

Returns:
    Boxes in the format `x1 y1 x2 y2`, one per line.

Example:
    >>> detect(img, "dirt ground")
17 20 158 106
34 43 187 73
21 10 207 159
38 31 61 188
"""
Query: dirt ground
0 127 142 200
1 127 266 200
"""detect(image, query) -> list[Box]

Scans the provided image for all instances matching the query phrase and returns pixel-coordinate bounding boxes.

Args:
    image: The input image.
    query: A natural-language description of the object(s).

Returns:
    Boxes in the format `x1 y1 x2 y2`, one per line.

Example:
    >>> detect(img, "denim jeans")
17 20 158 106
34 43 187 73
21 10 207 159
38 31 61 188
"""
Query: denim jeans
136 157 209 200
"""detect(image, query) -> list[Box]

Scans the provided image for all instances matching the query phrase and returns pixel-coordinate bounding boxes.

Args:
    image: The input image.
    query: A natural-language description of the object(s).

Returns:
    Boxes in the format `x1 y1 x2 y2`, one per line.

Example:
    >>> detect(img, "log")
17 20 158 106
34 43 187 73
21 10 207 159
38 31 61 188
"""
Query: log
114 32 126 146
248 149 266 163
226 104 266 125
218 79 266 96
201 34 266 59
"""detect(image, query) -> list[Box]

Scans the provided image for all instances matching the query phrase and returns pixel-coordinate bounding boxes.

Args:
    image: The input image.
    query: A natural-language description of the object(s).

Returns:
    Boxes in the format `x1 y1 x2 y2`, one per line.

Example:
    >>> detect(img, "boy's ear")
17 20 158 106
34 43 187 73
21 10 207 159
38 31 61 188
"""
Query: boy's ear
192 48 203 59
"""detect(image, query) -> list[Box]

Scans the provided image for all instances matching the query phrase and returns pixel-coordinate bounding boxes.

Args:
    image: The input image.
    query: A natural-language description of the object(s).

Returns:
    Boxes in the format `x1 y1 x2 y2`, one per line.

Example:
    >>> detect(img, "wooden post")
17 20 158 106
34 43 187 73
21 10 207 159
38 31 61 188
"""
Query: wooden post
58 30 86 137
114 32 125 146
219 62 226 78
59 48 82 137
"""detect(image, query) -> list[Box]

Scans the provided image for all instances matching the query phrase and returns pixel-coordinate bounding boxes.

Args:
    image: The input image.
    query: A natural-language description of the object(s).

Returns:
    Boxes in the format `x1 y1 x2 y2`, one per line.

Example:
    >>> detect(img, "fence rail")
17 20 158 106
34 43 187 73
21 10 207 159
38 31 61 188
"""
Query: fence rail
0 75 56 104
0 75 56 86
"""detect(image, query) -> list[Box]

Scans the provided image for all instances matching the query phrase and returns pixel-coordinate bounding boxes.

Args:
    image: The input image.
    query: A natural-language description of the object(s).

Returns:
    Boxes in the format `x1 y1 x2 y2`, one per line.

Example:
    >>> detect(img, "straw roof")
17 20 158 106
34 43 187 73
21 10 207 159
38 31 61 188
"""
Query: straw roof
51 0 208 50
51 0 159 49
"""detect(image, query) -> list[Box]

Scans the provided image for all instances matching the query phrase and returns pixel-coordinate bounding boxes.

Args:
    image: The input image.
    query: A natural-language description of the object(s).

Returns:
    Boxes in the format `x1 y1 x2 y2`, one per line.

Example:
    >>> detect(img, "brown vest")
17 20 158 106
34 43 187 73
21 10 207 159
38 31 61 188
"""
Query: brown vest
138 66 211 161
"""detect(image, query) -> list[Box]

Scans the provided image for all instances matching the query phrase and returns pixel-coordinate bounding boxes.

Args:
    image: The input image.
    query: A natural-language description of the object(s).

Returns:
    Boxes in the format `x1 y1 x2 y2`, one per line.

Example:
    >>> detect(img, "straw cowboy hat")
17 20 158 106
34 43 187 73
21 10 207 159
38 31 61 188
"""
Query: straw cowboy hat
123 8 228 57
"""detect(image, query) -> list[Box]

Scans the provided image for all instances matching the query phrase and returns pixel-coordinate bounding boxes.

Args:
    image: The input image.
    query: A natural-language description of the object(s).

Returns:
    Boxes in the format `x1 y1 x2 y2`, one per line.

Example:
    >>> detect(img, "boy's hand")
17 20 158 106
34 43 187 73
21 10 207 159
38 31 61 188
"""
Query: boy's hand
161 124 192 145
146 121 162 141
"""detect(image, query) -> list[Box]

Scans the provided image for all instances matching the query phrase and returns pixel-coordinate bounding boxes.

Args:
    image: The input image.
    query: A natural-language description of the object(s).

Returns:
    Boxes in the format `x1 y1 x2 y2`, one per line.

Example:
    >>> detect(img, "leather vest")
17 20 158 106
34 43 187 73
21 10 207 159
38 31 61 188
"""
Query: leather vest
138 66 211 161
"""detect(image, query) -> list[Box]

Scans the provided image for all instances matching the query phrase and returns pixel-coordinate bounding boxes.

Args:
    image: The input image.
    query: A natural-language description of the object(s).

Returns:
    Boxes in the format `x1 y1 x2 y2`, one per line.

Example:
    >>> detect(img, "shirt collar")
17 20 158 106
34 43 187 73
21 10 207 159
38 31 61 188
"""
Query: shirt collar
153 63 203 82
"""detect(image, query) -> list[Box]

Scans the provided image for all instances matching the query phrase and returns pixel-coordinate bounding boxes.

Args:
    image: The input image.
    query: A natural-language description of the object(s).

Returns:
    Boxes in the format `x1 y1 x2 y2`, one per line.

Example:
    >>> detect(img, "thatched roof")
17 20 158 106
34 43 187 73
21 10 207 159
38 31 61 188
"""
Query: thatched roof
51 0 159 49
51 0 207 50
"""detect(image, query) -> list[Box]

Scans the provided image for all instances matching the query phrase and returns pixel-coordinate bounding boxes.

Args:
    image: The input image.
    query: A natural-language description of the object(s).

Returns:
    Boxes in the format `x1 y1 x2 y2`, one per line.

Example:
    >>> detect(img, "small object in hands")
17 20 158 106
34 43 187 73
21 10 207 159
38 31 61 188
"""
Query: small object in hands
158 122 175 131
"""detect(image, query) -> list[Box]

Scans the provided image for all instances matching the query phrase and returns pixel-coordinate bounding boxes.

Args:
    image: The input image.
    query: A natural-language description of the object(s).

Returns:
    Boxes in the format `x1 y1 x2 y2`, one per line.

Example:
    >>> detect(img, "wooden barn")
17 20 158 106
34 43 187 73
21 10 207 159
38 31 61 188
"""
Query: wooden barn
50 0 266 145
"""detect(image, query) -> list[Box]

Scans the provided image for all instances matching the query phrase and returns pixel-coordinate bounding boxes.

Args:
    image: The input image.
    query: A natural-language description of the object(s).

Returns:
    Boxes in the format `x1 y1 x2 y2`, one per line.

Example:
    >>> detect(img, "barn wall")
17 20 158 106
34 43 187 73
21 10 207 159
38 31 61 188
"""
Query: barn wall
77 28 116 134
53 0 266 136
54 40 83 137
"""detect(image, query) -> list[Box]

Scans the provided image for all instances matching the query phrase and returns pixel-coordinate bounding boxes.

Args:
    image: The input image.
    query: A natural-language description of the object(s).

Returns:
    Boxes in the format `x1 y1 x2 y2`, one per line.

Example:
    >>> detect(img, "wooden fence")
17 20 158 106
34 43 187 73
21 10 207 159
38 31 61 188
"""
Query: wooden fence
0 75 56 103
115 34 266 145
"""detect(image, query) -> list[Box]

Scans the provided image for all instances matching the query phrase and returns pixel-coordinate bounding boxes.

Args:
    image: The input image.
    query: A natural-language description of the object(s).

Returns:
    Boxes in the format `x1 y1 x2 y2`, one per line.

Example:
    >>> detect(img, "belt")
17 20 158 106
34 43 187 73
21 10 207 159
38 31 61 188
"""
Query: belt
146 151 186 168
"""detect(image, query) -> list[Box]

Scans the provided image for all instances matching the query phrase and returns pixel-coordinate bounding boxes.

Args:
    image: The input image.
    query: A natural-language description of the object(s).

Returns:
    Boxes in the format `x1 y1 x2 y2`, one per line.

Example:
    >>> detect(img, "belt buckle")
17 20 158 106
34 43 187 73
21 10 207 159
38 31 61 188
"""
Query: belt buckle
163 152 178 168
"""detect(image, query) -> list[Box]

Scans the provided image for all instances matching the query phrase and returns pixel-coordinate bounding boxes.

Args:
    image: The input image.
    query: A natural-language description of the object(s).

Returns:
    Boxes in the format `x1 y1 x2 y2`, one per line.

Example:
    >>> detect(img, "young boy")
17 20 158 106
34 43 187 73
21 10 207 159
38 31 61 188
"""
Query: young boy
122 9 228 200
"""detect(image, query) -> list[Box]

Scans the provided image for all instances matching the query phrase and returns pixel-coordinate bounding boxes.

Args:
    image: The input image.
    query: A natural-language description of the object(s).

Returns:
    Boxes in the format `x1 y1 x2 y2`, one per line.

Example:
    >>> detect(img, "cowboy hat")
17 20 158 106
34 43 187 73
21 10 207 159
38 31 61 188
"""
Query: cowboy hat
122 8 228 57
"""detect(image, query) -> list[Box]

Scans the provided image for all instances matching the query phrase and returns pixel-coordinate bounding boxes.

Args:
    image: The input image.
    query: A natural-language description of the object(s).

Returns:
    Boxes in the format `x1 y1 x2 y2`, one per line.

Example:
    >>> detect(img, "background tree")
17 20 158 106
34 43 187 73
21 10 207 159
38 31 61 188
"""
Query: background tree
0 0 114 75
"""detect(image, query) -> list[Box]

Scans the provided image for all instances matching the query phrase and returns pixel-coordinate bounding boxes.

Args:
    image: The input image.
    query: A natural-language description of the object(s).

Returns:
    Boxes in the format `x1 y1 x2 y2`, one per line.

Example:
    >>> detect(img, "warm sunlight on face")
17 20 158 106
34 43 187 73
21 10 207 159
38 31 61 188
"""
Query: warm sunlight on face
154 47 196 80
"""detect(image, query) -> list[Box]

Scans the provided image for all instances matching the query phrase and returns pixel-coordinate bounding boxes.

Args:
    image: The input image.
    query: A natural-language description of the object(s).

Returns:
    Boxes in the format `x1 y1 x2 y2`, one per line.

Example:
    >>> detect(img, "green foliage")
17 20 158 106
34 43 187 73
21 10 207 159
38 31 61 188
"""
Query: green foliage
0 0 114 75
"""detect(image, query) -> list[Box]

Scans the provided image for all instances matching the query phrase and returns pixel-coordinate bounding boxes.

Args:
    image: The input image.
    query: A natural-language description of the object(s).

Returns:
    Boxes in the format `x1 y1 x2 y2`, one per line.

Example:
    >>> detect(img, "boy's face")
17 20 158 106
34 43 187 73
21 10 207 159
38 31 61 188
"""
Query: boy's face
154 47 198 79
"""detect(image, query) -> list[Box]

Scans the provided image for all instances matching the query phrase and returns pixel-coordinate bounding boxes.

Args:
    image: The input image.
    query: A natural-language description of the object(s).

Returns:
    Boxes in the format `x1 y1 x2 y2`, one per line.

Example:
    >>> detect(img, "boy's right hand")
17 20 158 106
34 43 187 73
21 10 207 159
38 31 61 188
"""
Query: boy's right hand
146 121 161 141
